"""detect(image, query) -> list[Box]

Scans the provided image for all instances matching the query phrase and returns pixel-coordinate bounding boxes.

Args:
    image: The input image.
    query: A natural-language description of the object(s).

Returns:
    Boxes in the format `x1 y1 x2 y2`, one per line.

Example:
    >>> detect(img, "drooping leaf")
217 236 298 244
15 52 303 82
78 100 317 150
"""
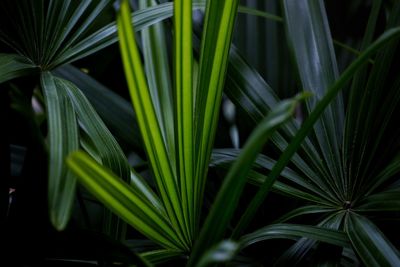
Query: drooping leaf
346 212 400 266
274 212 346 266
59 76 132 239
41 71 79 230
274 205 337 223
54 64 142 151
240 224 350 249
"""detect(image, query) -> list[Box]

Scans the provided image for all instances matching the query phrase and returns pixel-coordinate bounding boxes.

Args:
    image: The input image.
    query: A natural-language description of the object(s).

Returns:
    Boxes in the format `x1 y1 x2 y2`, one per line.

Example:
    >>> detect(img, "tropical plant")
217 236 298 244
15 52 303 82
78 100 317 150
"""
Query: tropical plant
68 0 400 266
2 0 400 266
212 0 400 265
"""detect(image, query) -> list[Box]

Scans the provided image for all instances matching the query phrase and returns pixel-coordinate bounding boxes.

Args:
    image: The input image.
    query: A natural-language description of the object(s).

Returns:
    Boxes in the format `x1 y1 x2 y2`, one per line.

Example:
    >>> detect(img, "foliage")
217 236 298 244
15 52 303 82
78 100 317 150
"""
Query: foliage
1 0 400 266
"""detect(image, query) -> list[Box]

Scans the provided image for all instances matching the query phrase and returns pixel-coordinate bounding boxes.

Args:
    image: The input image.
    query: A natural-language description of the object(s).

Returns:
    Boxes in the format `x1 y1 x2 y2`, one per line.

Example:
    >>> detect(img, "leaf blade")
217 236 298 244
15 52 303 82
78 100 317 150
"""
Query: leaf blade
346 212 400 266
67 151 183 250
41 71 79 230
0 53 37 83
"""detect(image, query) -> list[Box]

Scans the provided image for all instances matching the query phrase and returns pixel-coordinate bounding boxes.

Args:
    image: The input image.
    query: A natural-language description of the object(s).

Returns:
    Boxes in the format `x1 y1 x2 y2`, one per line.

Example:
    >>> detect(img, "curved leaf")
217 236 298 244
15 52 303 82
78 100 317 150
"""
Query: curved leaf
345 212 400 266
275 212 346 266
240 224 350 249
54 65 142 151
67 151 184 250
41 71 79 230
274 205 337 224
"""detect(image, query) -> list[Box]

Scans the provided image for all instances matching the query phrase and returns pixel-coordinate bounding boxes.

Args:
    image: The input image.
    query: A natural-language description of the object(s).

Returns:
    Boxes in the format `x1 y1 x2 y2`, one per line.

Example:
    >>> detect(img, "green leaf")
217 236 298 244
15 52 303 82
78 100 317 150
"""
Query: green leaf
117 0 188 250
58 76 132 239
139 0 175 172
346 3 400 198
274 212 346 266
54 65 142 151
41 71 79 230
193 0 240 234
190 95 306 264
240 224 350 249
211 148 334 205
274 205 337 223
141 249 183 265
364 154 400 195
194 240 239 267
225 46 336 201
0 53 37 83
58 78 131 181
345 212 400 266
173 0 195 241
356 190 400 212
67 151 184 250
233 27 400 238
283 0 345 198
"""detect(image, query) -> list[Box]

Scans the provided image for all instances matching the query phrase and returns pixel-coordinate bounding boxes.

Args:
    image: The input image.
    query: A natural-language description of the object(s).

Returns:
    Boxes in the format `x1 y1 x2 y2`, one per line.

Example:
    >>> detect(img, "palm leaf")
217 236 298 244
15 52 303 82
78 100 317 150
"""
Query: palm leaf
117 0 188 249
283 0 345 199
193 0 239 232
59 77 132 239
189 96 305 264
173 0 195 240
141 249 183 265
54 65 142 151
345 212 400 266
67 151 184 250
233 27 400 238
139 0 175 173
0 53 37 83
41 71 79 230
240 224 350 249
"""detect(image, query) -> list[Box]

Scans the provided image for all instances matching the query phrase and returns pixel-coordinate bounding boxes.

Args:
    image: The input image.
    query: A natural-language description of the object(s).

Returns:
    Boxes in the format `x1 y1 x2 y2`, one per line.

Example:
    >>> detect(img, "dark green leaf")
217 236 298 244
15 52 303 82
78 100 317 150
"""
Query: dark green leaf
346 212 400 266
283 0 345 198
240 224 350 249
41 71 79 230
190 95 306 264
0 53 37 83
54 65 142 151
233 27 400 238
